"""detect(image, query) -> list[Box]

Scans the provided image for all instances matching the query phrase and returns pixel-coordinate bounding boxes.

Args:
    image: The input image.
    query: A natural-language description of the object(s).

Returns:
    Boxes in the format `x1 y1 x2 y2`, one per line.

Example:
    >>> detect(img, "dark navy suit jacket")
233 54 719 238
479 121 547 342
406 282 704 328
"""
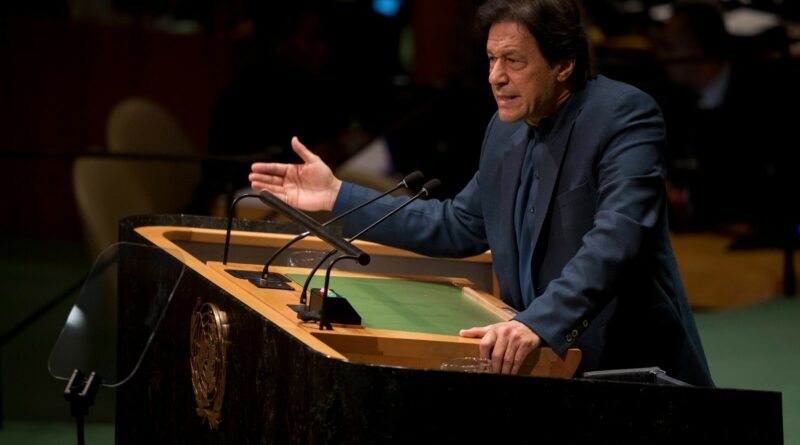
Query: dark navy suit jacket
333 76 713 386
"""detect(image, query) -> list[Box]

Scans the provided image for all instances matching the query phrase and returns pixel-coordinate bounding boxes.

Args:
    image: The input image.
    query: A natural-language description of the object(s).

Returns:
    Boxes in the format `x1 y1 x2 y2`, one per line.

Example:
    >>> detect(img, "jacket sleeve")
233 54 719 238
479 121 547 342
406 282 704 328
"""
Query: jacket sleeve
332 173 489 258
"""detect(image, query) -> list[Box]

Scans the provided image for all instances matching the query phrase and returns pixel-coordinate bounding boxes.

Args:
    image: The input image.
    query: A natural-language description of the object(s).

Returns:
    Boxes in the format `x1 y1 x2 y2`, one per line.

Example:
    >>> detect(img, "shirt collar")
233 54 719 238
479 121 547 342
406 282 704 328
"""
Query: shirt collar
532 92 573 141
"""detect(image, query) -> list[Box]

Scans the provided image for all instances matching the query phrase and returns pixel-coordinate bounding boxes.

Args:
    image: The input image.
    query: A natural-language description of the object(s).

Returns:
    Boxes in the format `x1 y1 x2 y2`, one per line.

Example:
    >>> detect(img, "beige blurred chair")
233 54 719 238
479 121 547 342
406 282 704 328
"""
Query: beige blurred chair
334 137 410 196
73 97 201 257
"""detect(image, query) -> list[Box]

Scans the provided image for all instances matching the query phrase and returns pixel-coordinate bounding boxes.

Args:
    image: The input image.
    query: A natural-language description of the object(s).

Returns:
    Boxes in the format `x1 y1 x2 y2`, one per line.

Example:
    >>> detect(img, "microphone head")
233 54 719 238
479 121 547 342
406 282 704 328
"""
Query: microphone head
421 179 442 196
401 171 425 189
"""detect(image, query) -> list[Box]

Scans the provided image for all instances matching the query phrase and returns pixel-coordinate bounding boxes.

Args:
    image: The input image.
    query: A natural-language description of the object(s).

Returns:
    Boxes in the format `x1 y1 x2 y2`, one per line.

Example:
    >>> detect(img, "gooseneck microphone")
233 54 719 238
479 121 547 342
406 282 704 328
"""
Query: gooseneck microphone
221 190 370 276
297 179 442 329
255 171 424 287
223 192 264 265
257 191 370 264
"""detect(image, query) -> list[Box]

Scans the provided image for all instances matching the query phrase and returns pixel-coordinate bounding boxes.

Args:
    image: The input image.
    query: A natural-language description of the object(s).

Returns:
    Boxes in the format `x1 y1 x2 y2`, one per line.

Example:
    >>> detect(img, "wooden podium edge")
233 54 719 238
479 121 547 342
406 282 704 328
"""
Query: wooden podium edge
136 225 581 379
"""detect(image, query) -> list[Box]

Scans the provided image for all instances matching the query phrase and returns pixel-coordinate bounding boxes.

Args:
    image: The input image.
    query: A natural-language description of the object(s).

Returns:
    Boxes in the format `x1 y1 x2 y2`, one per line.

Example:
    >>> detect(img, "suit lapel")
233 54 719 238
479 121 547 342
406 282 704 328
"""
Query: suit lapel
529 90 586 255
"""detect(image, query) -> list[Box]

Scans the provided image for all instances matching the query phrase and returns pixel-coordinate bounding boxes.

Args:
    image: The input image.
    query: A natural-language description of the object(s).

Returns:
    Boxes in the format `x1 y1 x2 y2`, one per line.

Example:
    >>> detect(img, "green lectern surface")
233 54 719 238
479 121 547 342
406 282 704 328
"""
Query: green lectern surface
288 274 503 336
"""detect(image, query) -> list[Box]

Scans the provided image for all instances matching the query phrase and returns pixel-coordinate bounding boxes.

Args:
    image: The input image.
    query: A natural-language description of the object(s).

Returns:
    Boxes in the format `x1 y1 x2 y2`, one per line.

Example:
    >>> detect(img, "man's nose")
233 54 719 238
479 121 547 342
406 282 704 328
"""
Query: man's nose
489 60 507 86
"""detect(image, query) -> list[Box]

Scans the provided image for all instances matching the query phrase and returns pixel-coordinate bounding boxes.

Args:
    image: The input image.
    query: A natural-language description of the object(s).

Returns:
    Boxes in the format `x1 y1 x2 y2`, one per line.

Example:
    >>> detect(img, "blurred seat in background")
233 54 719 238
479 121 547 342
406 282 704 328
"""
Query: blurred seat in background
105 96 196 156
73 97 201 257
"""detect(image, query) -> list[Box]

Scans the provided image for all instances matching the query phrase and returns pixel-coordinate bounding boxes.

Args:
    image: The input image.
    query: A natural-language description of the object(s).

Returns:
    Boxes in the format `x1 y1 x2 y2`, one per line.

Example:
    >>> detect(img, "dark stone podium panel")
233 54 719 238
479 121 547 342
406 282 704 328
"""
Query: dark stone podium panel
116 215 783 444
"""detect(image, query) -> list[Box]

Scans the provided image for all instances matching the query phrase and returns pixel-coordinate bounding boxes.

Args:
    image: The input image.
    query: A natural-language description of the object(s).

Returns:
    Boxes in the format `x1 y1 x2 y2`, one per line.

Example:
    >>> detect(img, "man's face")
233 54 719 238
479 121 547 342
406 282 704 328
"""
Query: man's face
487 21 569 125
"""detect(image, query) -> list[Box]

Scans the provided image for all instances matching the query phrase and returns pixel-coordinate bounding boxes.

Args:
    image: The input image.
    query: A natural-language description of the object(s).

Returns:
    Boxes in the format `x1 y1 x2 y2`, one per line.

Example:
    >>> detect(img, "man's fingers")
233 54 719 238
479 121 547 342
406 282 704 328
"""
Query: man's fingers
457 321 540 374
490 331 508 374
511 344 530 375
460 323 536 374
258 183 287 198
250 181 266 192
459 326 488 338
250 178 285 195
461 325 494 365
251 162 288 176
501 339 520 374
291 136 318 163
250 172 285 187
478 330 495 360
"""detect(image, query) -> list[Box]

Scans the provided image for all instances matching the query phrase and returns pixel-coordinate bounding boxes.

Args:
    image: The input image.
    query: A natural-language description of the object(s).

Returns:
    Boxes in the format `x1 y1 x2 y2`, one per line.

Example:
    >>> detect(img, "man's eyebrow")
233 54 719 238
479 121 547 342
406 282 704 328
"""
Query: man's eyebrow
487 48 527 58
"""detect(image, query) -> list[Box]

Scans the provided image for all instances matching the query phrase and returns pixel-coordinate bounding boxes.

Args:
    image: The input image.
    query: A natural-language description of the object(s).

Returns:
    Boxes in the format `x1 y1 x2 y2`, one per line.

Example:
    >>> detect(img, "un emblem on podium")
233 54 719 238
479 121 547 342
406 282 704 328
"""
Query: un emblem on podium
190 302 229 430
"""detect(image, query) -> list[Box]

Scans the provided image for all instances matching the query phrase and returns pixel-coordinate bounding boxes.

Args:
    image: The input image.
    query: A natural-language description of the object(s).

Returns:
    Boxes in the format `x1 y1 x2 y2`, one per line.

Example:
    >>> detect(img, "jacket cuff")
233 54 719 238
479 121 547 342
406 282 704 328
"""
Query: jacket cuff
512 306 590 355
332 181 355 216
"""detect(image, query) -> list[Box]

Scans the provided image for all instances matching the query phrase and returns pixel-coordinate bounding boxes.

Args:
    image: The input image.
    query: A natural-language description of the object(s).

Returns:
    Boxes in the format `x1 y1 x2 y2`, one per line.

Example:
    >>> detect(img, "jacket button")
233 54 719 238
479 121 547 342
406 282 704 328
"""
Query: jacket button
582 320 589 328
571 329 579 337
565 334 573 343
529 207 535 214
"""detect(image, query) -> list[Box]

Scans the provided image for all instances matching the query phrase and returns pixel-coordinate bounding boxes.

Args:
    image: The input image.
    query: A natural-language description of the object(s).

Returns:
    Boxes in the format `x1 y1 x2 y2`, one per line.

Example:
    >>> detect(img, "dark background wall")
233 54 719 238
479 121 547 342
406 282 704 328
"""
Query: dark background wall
1 0 799 242
0 0 492 239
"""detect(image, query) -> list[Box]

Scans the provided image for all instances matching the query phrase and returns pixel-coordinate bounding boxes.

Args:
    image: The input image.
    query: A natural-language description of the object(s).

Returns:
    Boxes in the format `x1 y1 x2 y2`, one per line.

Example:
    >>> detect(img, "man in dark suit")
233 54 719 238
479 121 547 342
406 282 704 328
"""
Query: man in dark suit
249 0 713 386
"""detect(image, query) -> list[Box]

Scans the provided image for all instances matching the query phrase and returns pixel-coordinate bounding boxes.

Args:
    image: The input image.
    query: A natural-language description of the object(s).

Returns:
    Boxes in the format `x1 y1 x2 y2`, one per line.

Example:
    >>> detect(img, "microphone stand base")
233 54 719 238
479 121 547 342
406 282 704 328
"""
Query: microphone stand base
310 288 362 326
295 309 333 330
291 288 363 330
224 269 293 290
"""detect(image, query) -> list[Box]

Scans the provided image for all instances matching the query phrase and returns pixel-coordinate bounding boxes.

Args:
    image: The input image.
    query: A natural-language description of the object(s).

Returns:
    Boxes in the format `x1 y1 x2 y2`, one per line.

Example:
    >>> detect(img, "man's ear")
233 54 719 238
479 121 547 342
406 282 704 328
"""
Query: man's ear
555 58 576 83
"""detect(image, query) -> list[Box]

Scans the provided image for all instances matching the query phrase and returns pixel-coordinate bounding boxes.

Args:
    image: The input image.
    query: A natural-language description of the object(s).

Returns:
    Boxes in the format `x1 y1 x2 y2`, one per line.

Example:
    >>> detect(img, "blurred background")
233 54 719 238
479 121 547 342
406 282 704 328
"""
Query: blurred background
1 0 799 442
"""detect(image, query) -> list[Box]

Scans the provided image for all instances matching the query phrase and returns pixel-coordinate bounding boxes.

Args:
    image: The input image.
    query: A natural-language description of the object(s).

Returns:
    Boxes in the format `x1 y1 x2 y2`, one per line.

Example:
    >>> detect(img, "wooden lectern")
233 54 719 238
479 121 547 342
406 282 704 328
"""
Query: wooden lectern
116 215 783 444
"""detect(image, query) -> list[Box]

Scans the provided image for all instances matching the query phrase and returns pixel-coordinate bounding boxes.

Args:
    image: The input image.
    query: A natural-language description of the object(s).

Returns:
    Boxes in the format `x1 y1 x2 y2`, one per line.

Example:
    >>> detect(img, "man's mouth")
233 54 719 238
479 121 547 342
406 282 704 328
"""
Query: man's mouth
495 95 518 105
